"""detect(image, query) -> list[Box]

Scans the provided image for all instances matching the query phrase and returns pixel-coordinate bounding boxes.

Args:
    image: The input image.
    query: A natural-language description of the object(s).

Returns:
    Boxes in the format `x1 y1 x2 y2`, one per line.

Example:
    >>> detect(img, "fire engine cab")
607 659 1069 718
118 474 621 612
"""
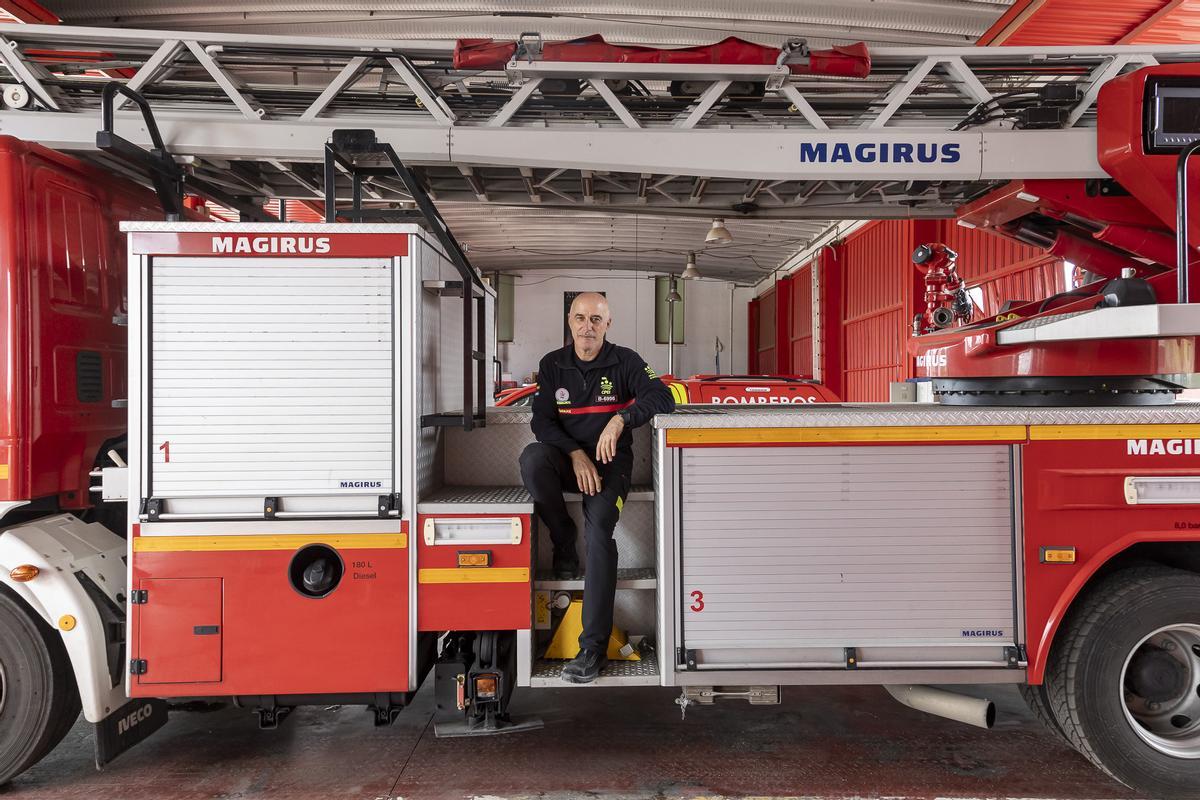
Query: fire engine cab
0 22 1199 800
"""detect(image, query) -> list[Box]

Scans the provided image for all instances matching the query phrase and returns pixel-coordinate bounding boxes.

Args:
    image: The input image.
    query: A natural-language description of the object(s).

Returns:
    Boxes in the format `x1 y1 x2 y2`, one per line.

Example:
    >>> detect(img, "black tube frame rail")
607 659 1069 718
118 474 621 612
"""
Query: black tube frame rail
96 82 273 223
323 129 489 431
1176 139 1200 304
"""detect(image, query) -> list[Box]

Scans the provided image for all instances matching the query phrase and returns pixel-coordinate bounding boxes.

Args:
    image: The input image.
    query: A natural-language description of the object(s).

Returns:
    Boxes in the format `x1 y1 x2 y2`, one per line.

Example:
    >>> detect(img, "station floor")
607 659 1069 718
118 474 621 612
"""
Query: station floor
7 683 1140 800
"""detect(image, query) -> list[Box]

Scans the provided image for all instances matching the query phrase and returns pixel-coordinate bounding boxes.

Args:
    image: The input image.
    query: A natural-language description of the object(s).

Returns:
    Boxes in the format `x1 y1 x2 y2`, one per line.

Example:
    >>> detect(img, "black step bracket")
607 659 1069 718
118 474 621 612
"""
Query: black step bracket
684 649 698 671
129 659 148 675
371 705 404 727
142 498 162 520
844 647 859 669
1003 645 1026 668
256 705 293 730
129 590 148 605
377 493 402 518
263 497 280 519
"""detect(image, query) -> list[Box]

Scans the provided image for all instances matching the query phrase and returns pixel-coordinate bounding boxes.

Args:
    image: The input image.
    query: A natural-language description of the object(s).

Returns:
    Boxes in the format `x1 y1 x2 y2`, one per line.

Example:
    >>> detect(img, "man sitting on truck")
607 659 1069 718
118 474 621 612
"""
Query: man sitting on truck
520 292 675 683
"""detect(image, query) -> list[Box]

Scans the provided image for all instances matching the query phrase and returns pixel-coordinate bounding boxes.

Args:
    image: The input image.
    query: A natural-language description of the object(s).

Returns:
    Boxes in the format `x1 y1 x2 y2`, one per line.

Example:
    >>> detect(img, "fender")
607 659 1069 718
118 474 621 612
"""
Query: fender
0 514 128 722
1027 527 1196 684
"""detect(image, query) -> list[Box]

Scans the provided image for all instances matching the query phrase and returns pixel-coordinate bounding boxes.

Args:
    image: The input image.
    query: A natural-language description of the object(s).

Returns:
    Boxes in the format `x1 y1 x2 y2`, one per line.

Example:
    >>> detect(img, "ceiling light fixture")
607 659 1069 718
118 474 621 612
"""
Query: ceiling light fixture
705 218 733 245
681 251 700 280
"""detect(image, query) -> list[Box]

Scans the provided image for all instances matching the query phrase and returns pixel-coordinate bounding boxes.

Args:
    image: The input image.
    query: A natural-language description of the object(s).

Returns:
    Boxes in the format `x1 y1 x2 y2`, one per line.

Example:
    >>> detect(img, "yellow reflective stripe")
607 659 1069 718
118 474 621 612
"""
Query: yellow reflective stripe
0 465 9 480
133 534 407 552
669 383 689 405
418 567 529 584
1030 424 1200 440
666 425 1027 445
616 496 624 512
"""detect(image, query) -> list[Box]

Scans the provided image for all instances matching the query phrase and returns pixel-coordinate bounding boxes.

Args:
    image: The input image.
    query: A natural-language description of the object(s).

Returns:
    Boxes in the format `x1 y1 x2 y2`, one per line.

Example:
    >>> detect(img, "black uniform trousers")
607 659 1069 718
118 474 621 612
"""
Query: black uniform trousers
519 442 630 653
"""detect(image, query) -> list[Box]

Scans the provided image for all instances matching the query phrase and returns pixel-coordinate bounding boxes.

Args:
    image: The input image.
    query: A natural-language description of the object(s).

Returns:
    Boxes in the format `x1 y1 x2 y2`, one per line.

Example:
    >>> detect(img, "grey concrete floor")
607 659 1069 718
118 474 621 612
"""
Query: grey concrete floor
4 683 1139 800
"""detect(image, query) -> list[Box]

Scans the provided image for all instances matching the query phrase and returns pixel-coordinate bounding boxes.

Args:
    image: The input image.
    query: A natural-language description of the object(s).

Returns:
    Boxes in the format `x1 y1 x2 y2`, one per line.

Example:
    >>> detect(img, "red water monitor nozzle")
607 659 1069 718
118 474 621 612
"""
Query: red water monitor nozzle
912 243 971 333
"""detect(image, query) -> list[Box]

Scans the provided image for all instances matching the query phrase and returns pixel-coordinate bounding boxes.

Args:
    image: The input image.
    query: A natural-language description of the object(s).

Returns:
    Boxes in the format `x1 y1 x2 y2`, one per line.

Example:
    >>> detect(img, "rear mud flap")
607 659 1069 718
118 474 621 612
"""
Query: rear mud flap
94 697 169 769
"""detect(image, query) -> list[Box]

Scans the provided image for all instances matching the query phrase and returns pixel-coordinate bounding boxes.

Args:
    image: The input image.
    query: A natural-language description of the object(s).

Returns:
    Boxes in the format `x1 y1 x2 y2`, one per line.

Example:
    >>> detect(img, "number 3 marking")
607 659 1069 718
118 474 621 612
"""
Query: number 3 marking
690 590 705 612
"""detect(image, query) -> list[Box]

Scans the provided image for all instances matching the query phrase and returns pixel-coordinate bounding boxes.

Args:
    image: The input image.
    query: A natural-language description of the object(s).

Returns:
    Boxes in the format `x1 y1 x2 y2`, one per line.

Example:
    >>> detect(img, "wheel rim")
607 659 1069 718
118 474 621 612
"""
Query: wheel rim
1121 623 1200 758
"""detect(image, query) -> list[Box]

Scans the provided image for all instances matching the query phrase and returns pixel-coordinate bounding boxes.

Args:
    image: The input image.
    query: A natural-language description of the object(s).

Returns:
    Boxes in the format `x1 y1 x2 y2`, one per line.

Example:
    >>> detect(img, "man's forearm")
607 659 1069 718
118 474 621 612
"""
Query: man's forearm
624 384 676 428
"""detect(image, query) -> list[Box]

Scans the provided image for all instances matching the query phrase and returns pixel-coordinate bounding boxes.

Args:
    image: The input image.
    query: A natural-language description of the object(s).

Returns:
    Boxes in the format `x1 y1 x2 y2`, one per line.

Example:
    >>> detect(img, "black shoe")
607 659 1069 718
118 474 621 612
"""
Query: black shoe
552 545 580 580
561 648 608 684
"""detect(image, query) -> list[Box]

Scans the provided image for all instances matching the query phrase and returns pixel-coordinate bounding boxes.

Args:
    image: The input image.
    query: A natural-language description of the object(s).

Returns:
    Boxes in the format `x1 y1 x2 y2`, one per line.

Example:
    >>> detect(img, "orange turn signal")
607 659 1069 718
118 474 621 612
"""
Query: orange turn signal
1040 547 1076 564
458 551 491 568
9 565 39 582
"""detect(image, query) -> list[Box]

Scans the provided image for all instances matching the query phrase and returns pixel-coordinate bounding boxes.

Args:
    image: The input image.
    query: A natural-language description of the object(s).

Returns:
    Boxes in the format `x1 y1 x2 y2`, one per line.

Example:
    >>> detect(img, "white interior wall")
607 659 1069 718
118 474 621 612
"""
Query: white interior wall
497 269 747 384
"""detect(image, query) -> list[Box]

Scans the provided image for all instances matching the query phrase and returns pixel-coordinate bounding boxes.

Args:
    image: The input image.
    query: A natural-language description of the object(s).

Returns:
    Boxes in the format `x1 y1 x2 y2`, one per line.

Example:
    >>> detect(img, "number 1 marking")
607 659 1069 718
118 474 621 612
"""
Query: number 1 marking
159 441 170 463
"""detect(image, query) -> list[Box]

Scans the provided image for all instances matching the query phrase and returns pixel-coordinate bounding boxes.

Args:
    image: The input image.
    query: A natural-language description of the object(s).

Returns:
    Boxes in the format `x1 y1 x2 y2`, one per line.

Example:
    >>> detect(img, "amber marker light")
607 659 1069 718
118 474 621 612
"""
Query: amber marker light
9 565 39 582
1040 547 1077 564
457 551 491 568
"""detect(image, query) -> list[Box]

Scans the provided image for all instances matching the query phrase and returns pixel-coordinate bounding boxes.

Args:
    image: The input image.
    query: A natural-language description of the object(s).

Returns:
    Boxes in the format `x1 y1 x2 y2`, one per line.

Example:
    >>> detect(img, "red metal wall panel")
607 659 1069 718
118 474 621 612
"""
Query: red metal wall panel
756 287 777 374
843 310 906 401
789 265 813 377
840 221 911 401
975 257 1067 316
749 220 1062 401
1127 1 1200 43
935 221 1044 280
979 0 1168 46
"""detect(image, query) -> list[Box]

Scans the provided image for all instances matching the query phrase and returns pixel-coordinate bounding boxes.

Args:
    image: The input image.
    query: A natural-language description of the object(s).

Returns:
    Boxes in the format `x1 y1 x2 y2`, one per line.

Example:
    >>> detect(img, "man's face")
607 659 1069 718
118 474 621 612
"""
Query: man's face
568 293 611 352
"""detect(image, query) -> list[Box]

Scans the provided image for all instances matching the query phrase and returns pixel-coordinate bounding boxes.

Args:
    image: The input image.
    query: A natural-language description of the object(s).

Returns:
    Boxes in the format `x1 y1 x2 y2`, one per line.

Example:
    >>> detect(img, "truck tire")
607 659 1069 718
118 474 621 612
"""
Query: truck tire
1018 683 1072 747
0 589 81 786
1045 565 1200 798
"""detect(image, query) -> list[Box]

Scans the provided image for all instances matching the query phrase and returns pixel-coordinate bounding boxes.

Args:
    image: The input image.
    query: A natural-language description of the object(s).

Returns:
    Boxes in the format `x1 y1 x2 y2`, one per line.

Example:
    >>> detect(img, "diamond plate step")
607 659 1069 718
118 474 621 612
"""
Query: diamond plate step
530 653 660 687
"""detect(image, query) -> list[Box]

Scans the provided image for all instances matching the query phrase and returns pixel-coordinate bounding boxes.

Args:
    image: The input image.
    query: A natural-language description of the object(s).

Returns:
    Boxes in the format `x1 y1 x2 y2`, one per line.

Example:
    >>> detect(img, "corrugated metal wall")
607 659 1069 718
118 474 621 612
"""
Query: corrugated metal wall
756 286 777 374
751 220 1067 402
840 222 912 401
789 266 813 377
978 0 1190 47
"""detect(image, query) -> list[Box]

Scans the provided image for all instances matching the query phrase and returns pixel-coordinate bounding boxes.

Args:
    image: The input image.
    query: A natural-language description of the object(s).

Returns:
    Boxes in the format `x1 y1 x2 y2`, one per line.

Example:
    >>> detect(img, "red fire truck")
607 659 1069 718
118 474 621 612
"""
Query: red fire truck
0 135 162 784
1 45 1200 800
497 375 840 407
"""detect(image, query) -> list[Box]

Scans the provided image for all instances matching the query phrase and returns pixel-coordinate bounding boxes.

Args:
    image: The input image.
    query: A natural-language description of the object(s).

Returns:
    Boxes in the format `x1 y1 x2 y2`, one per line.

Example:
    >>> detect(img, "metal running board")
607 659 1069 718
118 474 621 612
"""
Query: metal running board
0 24 1196 219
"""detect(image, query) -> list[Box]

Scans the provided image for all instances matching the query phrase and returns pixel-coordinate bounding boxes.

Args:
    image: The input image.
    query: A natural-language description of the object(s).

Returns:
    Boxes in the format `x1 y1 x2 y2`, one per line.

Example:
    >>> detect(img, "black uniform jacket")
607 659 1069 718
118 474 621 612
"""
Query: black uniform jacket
531 340 675 461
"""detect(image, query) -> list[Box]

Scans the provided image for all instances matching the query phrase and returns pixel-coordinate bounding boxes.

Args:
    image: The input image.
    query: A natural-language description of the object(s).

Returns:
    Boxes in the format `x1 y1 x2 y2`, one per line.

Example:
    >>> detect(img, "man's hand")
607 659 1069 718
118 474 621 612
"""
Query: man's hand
570 450 602 496
595 414 625 464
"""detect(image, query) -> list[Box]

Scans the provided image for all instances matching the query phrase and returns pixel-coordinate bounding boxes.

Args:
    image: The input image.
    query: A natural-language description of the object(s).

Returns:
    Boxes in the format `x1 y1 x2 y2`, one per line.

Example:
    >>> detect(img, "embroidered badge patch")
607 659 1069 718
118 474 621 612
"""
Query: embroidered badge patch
600 376 614 395
644 365 658 380
555 388 570 404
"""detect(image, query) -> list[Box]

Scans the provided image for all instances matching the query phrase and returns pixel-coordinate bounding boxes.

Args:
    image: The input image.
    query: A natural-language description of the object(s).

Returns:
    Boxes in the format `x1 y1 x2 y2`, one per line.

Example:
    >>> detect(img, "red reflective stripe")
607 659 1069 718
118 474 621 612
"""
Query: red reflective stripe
559 400 634 415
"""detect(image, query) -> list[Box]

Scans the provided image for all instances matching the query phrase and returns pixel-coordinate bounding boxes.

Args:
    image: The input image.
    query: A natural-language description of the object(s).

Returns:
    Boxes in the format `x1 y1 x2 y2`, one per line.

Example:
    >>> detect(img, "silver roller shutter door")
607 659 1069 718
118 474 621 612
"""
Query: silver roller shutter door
148 256 395 516
679 444 1017 669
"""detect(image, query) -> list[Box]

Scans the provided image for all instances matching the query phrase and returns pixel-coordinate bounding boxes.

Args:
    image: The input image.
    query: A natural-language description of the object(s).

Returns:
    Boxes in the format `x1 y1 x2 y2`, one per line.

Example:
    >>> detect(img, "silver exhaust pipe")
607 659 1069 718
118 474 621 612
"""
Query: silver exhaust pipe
884 685 995 729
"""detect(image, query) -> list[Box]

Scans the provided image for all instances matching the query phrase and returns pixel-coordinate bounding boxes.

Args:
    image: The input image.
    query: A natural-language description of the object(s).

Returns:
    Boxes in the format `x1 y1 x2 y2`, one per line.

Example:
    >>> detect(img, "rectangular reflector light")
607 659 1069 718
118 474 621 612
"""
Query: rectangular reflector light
457 551 491 568
1124 476 1200 505
423 517 522 546
1040 546 1076 564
